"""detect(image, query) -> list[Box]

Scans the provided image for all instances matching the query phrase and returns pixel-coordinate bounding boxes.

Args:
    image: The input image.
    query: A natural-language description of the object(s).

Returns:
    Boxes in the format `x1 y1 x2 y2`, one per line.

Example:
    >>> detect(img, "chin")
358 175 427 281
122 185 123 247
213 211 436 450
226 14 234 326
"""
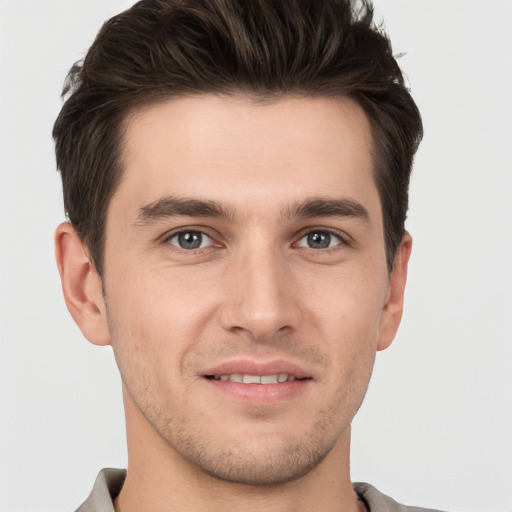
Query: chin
165 420 345 486
186 444 332 485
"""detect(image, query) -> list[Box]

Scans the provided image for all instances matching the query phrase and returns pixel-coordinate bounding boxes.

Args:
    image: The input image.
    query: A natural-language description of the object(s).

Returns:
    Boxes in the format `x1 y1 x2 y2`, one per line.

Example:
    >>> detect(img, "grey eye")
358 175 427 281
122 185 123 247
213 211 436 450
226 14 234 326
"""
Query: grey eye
169 231 212 250
298 231 342 249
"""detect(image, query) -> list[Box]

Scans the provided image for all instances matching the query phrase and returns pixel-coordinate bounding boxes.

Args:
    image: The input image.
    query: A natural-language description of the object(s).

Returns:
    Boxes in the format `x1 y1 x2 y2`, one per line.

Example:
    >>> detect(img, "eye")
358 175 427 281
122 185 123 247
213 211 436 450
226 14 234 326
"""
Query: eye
297 230 343 249
167 231 213 250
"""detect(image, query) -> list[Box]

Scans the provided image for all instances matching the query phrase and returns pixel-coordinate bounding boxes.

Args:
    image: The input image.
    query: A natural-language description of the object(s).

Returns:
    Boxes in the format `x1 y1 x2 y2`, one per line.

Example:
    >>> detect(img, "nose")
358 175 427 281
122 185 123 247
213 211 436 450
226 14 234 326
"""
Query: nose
219 244 300 341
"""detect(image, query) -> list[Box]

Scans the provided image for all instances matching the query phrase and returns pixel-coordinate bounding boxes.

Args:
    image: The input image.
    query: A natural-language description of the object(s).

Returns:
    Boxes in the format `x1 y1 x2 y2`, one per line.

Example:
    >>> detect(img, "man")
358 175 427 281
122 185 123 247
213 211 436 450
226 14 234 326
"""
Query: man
53 0 441 510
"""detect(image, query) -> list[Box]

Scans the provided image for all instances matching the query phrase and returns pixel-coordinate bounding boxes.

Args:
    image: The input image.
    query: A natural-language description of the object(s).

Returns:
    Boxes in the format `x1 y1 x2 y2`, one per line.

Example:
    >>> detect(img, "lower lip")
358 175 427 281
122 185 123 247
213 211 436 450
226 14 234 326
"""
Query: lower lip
204 378 311 404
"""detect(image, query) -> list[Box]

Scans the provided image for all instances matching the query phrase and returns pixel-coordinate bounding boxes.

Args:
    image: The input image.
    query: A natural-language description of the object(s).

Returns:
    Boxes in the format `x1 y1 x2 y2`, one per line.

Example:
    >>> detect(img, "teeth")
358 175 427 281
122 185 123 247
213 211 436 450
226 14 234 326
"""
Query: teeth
260 375 278 384
213 373 297 384
243 374 261 384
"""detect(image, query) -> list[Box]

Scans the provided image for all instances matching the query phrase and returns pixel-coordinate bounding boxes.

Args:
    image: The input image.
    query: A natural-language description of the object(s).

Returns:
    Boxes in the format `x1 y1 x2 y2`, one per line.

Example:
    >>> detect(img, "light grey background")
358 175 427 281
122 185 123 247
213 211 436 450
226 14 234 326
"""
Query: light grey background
1 1 511 511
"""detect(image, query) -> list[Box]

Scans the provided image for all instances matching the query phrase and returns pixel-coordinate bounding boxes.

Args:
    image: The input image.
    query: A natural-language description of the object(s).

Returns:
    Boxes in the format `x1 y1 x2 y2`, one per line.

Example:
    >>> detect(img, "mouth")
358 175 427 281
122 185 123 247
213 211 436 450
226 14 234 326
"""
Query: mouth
201 360 312 403
204 373 307 384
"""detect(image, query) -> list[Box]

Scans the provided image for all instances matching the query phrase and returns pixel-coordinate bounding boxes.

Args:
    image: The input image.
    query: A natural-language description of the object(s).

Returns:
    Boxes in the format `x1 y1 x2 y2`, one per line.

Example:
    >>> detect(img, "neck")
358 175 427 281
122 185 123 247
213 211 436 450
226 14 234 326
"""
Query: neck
115 389 363 512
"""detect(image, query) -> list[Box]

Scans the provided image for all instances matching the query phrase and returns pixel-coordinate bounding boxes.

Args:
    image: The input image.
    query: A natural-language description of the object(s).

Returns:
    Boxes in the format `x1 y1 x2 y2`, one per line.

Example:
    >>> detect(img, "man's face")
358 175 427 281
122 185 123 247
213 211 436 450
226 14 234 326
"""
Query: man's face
100 95 405 484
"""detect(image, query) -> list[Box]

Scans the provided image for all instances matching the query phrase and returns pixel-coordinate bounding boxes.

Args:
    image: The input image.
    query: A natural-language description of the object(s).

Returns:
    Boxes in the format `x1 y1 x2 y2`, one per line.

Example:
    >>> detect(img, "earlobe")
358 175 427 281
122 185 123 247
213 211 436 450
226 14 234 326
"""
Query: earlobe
55 222 111 346
377 232 412 351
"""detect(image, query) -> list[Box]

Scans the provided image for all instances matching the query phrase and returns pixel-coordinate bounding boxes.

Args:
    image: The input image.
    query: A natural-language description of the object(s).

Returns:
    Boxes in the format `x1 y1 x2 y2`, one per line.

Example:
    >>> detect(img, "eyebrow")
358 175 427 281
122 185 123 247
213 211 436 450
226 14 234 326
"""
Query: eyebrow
133 195 370 227
133 196 235 227
285 198 370 224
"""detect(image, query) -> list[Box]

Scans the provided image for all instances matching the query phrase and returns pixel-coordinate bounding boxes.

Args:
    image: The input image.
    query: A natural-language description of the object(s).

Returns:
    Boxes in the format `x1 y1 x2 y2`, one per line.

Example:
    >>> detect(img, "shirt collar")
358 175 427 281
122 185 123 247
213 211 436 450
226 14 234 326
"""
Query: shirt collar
75 468 126 512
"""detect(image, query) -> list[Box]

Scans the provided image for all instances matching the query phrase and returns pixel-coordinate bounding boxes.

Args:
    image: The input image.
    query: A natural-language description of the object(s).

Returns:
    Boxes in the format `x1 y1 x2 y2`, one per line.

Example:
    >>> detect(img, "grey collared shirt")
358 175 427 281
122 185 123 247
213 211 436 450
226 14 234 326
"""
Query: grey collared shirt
75 468 448 512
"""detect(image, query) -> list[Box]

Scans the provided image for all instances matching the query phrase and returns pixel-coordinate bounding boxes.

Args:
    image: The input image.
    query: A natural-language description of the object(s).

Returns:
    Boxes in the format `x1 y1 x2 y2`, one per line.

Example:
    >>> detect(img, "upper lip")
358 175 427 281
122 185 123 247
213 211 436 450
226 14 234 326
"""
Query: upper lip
203 359 311 379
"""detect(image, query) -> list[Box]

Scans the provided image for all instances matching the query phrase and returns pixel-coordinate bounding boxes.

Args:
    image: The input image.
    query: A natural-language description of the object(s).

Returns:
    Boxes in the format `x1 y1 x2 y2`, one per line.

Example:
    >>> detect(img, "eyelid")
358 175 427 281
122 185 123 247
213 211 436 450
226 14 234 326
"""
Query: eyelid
294 227 352 248
168 231 213 249
160 226 220 248
158 225 353 251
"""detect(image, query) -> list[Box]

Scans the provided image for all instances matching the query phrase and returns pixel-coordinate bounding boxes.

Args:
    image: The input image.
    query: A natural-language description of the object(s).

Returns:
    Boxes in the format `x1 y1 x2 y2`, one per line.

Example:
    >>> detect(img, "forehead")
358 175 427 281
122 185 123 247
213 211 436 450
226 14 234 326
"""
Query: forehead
114 94 379 221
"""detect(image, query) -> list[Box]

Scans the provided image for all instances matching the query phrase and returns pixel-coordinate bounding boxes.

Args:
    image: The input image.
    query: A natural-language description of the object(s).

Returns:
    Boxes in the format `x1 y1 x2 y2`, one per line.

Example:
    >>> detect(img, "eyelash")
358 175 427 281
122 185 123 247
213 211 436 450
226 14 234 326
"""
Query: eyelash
295 229 346 250
162 227 350 253
165 230 214 251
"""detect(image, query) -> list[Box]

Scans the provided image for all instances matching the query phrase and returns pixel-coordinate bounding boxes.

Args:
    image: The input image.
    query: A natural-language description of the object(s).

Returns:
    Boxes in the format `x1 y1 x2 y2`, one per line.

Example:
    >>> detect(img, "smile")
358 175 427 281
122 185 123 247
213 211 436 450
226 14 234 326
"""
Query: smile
203 362 313 403
207 374 300 384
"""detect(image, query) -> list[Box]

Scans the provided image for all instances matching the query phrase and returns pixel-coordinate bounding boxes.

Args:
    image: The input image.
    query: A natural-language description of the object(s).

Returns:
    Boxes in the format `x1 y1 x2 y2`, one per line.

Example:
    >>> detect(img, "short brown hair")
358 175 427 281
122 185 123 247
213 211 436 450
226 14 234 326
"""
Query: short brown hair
53 0 423 276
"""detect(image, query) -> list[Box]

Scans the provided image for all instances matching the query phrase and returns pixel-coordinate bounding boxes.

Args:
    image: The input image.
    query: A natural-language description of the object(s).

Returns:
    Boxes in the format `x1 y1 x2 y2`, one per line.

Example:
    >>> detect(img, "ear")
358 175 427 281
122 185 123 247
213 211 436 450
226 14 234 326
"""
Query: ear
377 232 412 351
55 222 111 346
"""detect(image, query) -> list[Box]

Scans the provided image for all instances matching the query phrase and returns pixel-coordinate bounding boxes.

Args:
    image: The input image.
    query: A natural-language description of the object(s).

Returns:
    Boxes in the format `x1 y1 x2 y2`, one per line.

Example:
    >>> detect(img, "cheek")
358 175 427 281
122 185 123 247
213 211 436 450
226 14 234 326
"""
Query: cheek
105 282 189 422
304 264 387 343
303 265 386 393
312 281 382 396
107 259 213 326
104 268 219 376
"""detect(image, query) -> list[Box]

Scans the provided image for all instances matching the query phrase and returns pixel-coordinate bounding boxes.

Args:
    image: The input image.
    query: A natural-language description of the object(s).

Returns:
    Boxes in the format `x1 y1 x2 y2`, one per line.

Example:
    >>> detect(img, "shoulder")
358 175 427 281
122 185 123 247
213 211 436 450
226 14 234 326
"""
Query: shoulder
354 482 451 512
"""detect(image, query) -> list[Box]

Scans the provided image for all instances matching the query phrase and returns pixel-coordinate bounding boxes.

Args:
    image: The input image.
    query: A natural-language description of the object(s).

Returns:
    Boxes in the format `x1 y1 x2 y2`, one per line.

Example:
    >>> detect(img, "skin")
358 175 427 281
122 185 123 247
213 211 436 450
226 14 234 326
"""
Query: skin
56 95 411 512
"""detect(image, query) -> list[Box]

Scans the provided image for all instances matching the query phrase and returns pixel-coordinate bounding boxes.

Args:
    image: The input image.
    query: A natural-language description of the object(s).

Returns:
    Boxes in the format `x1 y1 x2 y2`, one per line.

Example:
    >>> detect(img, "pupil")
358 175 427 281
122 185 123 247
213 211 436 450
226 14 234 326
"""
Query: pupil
178 232 202 249
308 232 330 249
